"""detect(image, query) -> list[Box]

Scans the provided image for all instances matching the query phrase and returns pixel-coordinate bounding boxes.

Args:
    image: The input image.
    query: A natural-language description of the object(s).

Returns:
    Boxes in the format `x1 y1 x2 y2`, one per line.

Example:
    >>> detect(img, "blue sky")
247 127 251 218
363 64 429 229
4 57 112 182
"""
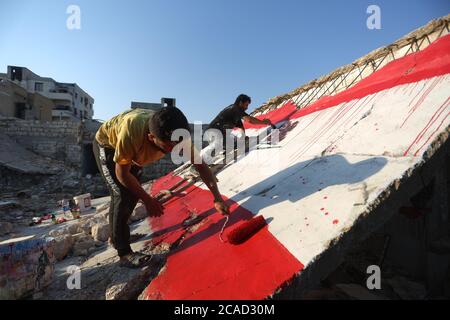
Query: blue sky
0 0 449 122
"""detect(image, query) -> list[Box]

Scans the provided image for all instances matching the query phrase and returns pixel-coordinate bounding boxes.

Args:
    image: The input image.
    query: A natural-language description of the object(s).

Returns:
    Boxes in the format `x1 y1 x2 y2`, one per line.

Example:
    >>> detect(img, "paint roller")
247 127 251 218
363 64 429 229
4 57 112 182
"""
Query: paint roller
220 215 267 245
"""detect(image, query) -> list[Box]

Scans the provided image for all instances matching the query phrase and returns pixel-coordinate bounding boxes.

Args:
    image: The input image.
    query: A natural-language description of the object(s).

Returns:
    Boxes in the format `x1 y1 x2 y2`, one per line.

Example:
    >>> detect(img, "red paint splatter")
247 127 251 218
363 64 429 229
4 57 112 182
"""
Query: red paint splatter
333 219 339 225
323 196 328 199
320 208 325 211
325 212 329 216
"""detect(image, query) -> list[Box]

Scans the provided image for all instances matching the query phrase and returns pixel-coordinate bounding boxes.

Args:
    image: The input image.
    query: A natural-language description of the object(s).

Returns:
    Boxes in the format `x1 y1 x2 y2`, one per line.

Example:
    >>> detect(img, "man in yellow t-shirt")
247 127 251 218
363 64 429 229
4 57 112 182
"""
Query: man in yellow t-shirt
93 107 229 268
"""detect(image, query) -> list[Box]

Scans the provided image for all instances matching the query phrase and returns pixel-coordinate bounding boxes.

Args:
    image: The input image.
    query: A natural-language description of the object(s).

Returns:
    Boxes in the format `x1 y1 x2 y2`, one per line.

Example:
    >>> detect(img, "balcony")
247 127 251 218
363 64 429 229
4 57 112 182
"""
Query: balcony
43 91 73 102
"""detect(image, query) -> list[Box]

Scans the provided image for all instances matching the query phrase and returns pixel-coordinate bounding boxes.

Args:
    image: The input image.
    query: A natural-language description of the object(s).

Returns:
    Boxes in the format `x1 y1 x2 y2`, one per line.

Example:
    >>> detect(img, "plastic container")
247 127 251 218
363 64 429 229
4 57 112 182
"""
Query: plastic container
73 193 92 212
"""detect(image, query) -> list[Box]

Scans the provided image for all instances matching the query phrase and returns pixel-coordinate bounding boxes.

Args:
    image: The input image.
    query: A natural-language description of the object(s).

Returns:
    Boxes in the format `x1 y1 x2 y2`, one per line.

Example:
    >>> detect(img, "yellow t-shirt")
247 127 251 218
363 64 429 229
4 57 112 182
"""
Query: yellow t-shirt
95 109 166 166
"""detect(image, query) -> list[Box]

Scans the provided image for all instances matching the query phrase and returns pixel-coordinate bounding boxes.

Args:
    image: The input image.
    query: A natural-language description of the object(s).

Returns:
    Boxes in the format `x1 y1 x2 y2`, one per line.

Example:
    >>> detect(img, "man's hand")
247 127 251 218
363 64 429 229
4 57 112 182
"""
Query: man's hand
214 200 230 216
143 196 164 217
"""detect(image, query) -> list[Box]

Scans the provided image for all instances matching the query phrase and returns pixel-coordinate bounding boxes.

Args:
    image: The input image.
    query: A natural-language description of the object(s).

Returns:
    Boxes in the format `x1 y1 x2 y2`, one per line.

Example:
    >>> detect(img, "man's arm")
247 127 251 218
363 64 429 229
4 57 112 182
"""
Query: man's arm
193 162 230 215
115 163 164 216
190 142 230 215
243 115 274 127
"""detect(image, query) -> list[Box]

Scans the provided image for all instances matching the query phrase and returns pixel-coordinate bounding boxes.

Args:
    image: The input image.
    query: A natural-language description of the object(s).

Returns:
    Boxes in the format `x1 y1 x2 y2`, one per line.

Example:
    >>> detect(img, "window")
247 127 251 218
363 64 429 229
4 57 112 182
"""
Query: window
35 82 43 92
80 97 83 103
75 93 78 99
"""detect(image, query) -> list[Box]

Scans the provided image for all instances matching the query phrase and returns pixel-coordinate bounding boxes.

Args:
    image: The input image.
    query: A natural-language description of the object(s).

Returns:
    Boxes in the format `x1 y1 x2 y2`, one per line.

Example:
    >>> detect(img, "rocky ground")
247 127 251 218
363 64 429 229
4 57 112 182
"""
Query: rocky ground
0 168 109 237
1 184 171 300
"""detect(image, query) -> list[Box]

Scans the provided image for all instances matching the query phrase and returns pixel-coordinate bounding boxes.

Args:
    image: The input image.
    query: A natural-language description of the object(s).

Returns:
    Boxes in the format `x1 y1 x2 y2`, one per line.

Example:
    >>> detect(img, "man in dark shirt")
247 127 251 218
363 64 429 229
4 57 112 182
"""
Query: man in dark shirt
201 94 275 164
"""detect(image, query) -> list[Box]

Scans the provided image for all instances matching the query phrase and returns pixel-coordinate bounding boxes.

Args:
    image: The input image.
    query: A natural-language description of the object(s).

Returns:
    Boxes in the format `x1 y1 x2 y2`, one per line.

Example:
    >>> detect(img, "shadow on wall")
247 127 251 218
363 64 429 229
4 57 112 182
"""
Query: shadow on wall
233 154 388 214
149 154 387 255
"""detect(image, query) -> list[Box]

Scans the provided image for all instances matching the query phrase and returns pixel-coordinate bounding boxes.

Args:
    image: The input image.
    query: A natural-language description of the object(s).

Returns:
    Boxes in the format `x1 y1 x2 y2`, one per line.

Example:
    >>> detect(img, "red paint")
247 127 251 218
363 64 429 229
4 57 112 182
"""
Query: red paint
323 196 327 199
287 34 450 122
243 100 297 130
332 219 339 225
325 212 329 216
320 208 325 211
144 182 303 300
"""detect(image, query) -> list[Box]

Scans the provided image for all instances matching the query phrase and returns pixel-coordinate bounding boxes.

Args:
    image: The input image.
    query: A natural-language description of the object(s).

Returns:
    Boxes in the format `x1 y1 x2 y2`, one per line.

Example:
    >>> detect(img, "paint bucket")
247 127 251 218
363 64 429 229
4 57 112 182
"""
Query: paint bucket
73 193 92 212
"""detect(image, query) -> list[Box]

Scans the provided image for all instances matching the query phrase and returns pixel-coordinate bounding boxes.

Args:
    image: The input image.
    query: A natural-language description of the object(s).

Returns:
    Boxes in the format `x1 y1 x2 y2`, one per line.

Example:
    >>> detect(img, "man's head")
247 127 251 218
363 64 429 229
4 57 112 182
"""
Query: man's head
148 106 190 153
234 94 251 111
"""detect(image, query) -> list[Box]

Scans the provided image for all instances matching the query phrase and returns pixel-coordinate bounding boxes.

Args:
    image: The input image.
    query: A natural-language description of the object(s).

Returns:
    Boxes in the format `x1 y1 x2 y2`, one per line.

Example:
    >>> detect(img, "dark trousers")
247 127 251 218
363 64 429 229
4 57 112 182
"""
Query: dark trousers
92 139 143 257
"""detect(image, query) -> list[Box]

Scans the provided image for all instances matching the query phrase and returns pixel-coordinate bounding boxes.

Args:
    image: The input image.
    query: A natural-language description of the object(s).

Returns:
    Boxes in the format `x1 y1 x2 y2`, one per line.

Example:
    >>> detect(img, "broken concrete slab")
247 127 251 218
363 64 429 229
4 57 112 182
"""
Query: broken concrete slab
106 255 165 300
130 203 147 222
92 222 110 242
0 133 64 175
52 234 74 261
140 24 450 299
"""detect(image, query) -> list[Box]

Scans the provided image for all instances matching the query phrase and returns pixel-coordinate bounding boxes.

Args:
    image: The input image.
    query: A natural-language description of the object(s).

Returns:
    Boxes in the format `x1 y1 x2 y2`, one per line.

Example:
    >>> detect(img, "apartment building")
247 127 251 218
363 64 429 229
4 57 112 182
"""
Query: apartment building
0 66 94 122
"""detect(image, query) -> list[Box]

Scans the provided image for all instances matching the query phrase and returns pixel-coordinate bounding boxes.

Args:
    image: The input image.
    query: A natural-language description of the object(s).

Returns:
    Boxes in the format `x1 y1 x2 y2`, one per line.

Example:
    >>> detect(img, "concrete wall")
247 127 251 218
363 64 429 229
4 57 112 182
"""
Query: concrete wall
0 118 82 167
0 116 187 180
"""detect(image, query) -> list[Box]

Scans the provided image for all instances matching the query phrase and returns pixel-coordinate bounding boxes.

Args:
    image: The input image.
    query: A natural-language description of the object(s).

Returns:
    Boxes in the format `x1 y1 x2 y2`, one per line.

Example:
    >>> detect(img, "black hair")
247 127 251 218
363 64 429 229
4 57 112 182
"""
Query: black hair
234 94 251 107
148 106 190 141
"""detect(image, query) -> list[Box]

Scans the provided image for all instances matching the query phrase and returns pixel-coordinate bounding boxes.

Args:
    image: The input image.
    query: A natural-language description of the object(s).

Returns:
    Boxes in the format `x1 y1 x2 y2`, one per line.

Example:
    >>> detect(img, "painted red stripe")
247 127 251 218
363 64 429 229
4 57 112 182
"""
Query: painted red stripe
287 34 450 122
243 100 298 130
144 184 303 300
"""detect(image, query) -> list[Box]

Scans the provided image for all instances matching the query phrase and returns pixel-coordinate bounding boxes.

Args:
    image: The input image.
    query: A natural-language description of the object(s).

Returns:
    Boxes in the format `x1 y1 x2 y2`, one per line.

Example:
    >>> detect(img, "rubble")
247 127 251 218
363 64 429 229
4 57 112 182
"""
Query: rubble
130 203 148 222
52 234 74 261
106 255 165 300
92 222 110 242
